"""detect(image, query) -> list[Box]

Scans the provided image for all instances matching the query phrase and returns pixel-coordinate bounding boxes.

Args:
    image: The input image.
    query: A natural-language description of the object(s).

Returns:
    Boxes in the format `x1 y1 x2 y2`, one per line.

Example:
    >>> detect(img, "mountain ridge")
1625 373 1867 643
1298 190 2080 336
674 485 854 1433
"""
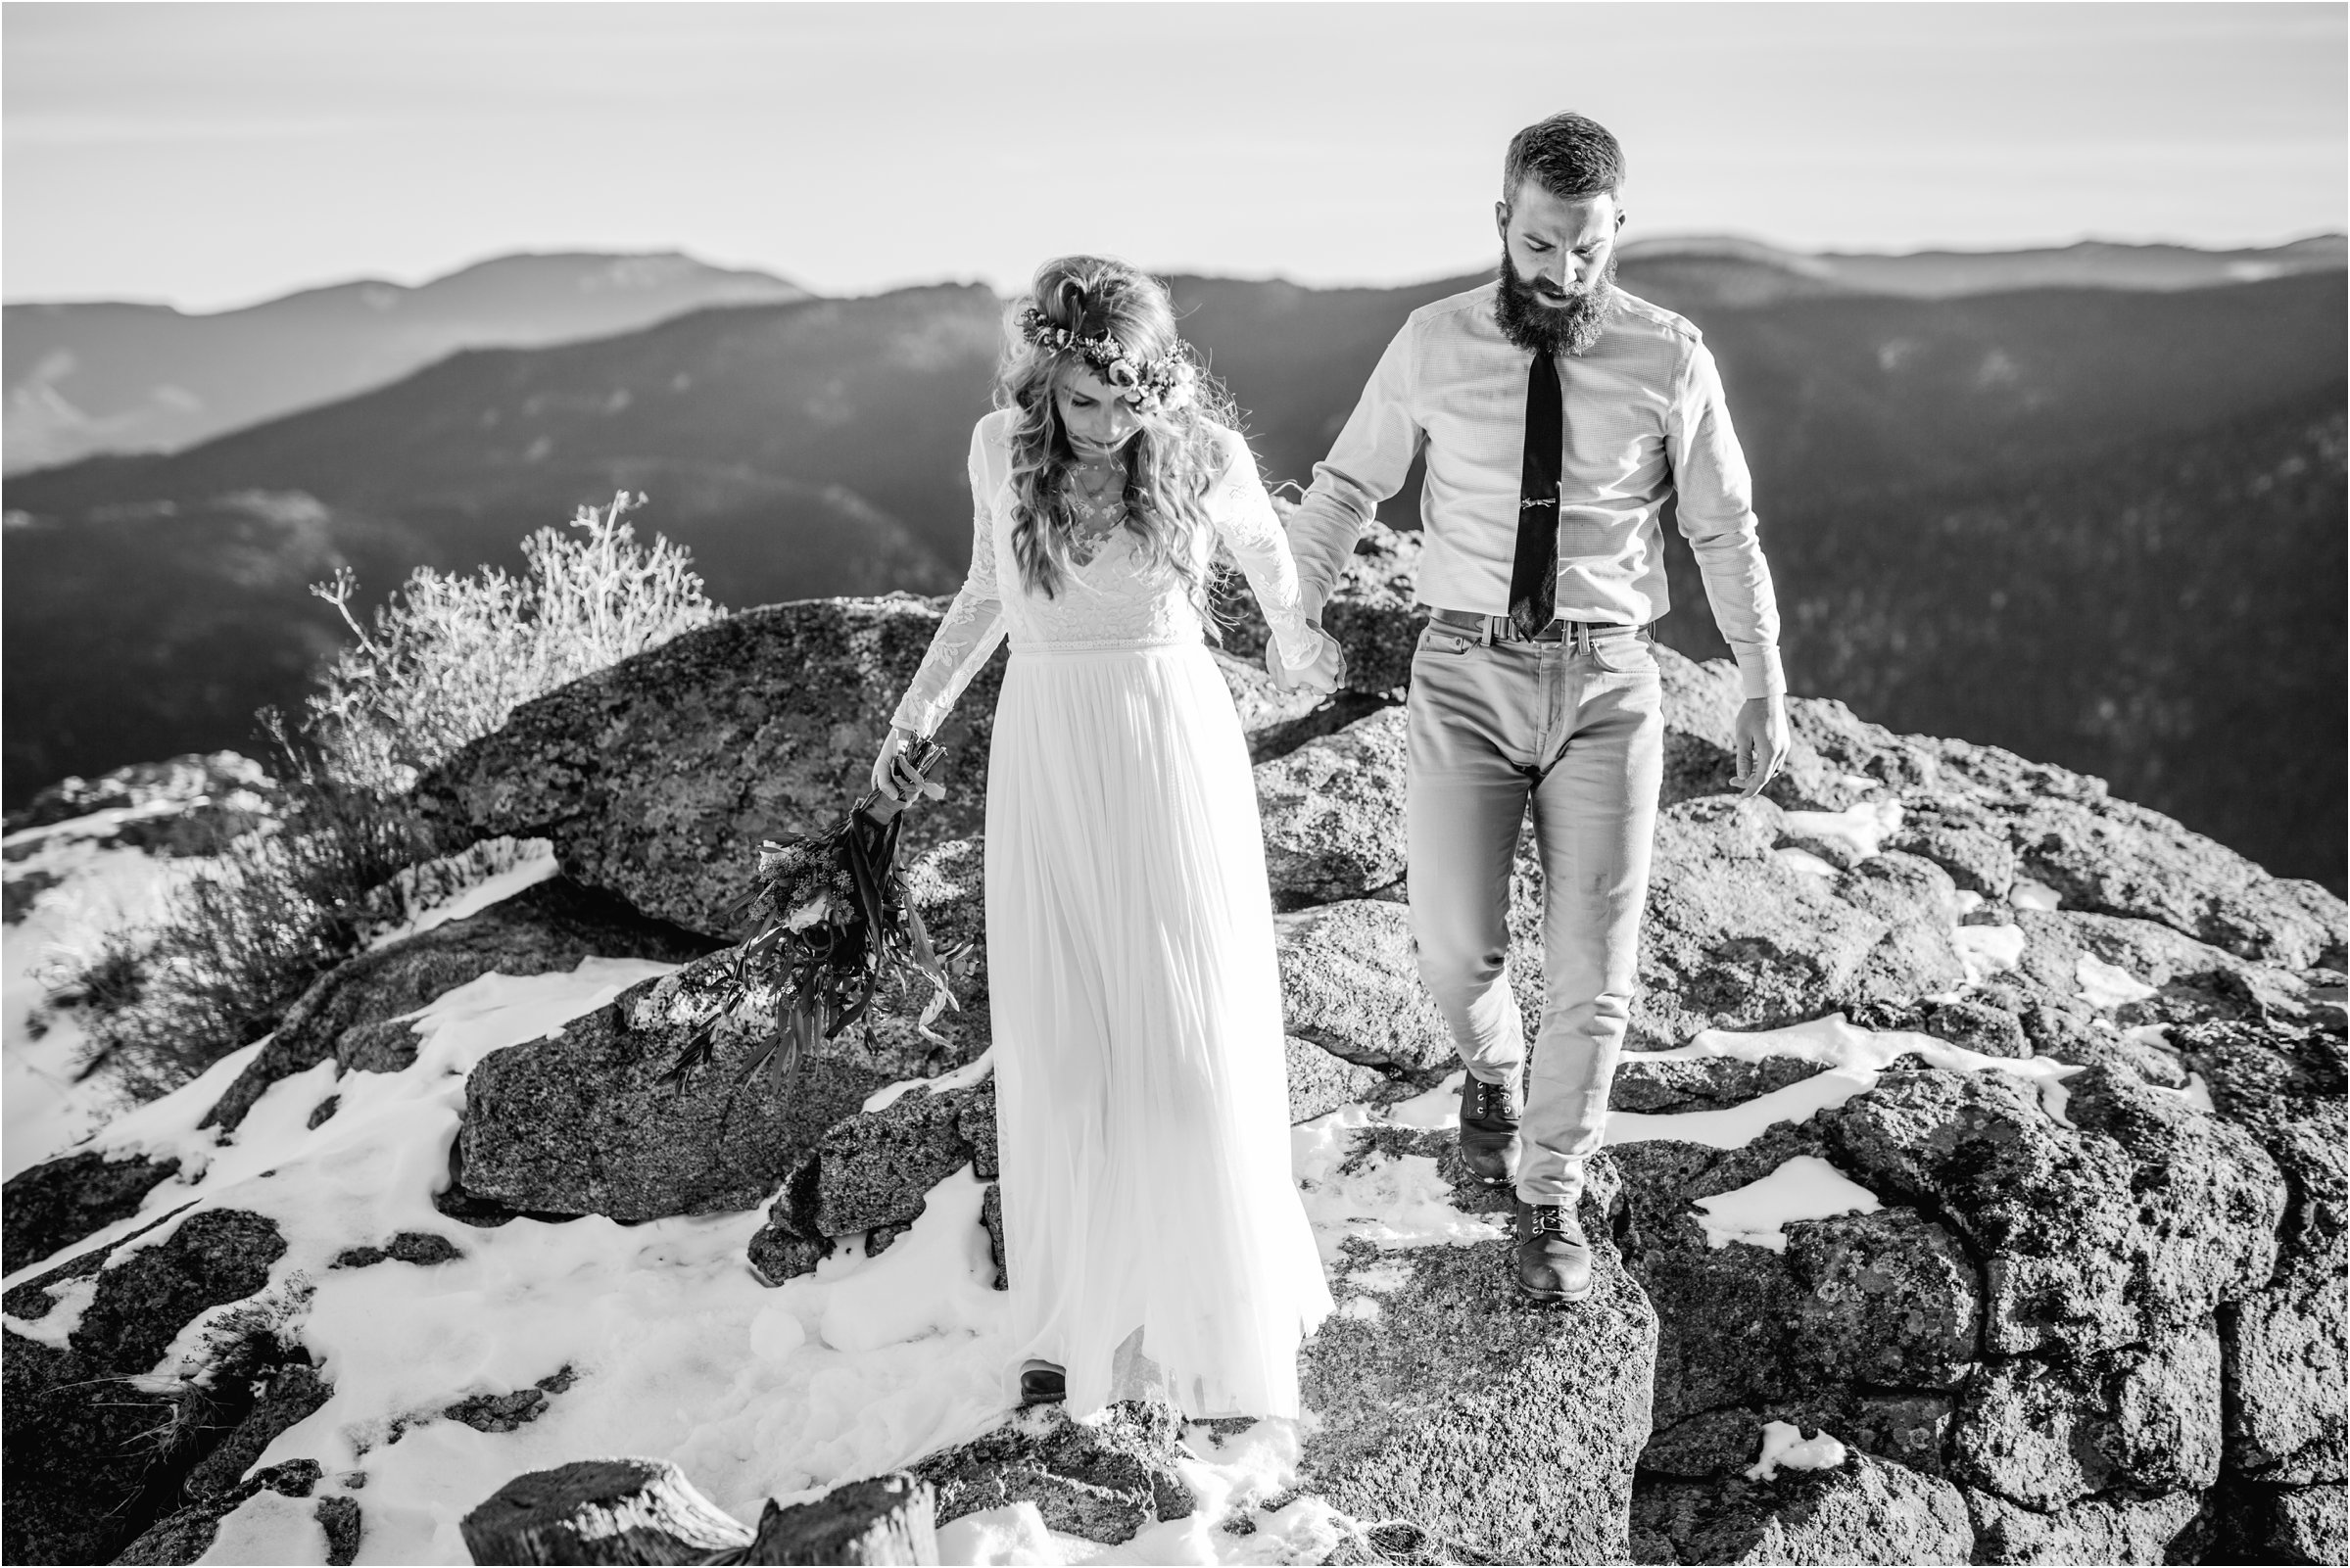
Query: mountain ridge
5 266 2342 888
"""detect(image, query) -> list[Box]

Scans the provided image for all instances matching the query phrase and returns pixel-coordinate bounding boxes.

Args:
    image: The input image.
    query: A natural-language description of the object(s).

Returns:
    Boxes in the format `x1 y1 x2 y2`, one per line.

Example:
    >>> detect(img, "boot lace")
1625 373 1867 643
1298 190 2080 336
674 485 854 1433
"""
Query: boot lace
1469 1078 1515 1123
1526 1204 1569 1237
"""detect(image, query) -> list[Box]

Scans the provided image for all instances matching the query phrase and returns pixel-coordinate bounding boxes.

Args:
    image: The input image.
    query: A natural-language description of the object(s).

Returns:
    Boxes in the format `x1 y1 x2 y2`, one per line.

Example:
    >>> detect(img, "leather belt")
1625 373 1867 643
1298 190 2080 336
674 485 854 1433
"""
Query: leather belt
1424 607 1646 645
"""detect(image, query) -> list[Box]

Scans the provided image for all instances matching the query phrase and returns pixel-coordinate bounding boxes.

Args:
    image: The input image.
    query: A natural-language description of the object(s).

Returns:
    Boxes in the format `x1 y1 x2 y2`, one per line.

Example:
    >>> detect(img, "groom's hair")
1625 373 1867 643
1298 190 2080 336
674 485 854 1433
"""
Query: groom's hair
1503 113 1625 205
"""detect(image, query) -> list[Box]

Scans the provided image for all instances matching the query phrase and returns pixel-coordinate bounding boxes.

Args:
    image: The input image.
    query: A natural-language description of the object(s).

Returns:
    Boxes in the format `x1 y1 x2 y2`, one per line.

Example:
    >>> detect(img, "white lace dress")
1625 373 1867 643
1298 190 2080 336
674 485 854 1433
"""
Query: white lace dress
892 408 1335 1420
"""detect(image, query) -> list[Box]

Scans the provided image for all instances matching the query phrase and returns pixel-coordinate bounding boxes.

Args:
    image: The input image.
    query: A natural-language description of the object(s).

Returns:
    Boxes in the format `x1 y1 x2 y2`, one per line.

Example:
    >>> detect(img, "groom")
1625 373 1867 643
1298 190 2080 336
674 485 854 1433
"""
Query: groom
1277 112 1790 1303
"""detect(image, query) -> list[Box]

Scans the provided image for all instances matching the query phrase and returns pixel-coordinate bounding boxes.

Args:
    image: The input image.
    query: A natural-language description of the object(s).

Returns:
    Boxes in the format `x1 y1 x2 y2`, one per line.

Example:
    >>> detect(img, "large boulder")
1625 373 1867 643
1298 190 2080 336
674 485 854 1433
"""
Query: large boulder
1297 1142 1656 1565
201 872 717 1135
1827 1065 2281 1359
414 597 1010 938
448 959 913 1224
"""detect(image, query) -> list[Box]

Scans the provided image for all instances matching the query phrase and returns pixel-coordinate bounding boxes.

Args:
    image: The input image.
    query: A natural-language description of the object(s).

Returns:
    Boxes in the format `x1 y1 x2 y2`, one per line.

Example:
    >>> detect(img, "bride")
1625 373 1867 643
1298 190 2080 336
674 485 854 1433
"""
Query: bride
872 256 1340 1420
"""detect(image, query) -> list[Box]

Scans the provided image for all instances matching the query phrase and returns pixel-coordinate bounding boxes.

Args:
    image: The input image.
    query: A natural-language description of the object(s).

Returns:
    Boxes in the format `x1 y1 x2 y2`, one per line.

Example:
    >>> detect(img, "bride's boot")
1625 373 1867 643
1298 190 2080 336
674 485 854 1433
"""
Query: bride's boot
1018 1359 1066 1406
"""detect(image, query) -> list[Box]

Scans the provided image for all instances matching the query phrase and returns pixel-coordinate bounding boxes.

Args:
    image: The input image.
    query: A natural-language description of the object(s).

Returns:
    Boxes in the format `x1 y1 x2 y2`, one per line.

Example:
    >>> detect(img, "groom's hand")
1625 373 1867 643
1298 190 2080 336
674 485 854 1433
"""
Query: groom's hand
1732 695 1791 798
1270 624 1344 696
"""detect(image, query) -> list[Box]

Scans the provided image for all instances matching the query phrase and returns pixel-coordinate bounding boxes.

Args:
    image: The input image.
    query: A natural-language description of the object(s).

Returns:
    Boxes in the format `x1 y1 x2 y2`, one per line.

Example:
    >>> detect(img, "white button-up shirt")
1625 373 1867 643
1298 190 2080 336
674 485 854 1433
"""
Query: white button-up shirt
1286 280 1786 698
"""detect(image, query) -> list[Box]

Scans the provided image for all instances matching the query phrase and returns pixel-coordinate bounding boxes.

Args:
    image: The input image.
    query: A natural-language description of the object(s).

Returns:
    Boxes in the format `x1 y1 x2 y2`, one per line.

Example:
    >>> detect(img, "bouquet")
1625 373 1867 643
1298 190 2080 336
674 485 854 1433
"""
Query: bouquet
663 736 967 1100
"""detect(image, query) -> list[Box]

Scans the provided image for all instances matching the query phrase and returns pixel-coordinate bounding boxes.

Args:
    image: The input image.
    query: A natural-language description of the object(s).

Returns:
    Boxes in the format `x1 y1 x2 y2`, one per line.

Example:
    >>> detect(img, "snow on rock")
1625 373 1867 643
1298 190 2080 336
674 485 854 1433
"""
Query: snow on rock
2077 953 2160 1009
362 838 558 951
1953 922 2027 981
1691 1156 1883 1253
865 1045 995 1115
1605 1014 2086 1149
1779 800 1904 861
2011 876 2063 911
1771 846 1840 879
816 1165 1002 1353
1290 1102 1507 1260
1380 1069 1464 1129
1743 1419 1849 1481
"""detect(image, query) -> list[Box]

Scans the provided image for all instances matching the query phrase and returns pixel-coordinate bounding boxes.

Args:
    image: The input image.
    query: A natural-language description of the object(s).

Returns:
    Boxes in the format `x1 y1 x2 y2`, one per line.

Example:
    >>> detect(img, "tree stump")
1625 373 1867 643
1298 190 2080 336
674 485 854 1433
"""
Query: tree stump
743 1474 937 1566
461 1457 753 1565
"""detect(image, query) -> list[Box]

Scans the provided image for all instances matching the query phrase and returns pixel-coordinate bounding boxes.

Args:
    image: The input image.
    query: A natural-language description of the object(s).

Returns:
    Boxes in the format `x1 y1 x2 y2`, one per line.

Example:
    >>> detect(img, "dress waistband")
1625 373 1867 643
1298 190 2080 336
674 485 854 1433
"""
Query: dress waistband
1012 636 1204 657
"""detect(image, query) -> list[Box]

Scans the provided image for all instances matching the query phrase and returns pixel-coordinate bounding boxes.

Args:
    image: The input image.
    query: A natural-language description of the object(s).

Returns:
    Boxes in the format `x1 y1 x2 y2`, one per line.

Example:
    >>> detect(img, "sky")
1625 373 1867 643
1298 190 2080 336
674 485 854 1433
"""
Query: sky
4 1 2344 311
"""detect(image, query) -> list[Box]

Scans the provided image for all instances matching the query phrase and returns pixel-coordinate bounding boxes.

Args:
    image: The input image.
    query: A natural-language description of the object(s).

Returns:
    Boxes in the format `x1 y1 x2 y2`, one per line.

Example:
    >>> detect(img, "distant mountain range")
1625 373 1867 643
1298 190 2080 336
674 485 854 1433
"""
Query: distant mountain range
4 240 2343 888
3 253 809 472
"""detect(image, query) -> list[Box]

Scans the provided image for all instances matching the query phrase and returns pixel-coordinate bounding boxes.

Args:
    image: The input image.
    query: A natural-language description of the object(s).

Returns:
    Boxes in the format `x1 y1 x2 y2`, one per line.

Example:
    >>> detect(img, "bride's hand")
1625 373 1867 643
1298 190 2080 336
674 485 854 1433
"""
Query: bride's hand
871 726 943 802
1271 626 1344 696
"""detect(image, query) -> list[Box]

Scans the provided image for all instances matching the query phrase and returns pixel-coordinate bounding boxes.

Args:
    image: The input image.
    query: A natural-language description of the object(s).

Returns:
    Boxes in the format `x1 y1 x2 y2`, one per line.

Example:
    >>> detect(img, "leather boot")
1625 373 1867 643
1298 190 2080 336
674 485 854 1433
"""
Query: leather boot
1512 1200 1593 1304
1018 1359 1066 1406
1458 1070 1521 1186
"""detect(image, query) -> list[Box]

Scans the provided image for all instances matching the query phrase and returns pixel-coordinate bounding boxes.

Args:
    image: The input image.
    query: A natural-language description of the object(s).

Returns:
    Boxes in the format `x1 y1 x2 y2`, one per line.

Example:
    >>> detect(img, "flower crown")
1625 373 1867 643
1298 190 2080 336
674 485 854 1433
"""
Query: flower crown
1017 306 1195 412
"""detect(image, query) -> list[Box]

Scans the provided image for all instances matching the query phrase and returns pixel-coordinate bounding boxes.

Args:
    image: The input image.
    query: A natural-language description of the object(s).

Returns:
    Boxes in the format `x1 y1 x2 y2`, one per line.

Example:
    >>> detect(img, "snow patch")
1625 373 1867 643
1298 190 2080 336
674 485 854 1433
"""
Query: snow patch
2 1271 99 1347
1779 800 1903 861
2077 956 2157 1009
196 1488 328 1564
364 838 559 951
1606 1014 2084 1150
816 1165 1004 1353
865 1046 995 1114
1772 847 1839 879
1291 1104 1506 1261
1381 1070 1463 1130
2011 878 2062 911
1953 923 2026 982
1745 1419 1846 1481
1691 1156 1882 1253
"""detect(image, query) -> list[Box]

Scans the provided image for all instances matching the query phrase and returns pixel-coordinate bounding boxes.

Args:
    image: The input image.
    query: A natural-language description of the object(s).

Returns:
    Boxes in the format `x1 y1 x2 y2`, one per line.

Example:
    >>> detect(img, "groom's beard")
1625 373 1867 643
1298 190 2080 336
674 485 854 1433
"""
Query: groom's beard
1496 250 1618 357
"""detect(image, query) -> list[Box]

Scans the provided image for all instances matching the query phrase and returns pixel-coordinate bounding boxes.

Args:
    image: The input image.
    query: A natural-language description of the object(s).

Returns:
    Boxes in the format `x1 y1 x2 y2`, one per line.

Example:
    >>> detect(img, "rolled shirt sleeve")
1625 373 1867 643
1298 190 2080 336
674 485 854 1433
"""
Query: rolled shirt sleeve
1284 321 1425 622
1668 336 1786 700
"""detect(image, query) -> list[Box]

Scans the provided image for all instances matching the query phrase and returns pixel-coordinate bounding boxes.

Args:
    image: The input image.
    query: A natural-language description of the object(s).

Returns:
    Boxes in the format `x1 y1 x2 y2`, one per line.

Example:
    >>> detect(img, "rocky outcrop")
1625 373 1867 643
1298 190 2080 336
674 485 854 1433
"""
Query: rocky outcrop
16 544 2345 1566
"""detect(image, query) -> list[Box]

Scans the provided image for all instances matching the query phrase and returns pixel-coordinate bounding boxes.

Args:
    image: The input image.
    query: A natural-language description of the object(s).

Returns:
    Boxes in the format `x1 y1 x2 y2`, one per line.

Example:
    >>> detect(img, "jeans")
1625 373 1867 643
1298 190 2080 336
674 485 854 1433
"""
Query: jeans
1404 618 1665 1208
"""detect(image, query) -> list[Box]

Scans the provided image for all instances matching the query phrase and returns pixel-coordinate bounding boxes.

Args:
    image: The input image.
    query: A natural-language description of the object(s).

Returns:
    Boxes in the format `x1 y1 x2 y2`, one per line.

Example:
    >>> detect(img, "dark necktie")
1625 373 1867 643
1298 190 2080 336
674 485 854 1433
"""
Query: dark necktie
1508 348 1562 640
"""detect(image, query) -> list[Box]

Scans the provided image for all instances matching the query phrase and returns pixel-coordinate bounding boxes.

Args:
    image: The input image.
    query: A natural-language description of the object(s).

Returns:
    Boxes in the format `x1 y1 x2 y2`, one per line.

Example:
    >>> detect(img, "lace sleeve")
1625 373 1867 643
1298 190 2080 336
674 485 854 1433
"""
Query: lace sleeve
1204 426 1319 671
890 419 1009 736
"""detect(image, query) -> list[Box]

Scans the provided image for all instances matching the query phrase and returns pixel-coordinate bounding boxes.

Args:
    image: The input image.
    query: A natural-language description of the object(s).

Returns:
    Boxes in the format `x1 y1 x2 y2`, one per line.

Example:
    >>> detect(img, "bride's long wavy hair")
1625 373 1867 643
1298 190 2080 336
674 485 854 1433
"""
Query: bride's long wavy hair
997 257 1241 623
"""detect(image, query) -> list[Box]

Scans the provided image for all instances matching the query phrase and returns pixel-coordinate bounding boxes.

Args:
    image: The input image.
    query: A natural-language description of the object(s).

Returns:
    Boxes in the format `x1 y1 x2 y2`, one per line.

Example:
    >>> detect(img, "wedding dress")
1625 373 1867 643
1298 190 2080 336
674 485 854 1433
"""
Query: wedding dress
891 408 1335 1420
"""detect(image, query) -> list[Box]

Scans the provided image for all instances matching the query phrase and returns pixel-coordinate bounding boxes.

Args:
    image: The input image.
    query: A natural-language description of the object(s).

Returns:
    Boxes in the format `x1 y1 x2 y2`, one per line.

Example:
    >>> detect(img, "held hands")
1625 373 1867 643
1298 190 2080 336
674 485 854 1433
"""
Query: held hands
1268 623 1345 697
1732 695 1792 799
871 726 946 804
